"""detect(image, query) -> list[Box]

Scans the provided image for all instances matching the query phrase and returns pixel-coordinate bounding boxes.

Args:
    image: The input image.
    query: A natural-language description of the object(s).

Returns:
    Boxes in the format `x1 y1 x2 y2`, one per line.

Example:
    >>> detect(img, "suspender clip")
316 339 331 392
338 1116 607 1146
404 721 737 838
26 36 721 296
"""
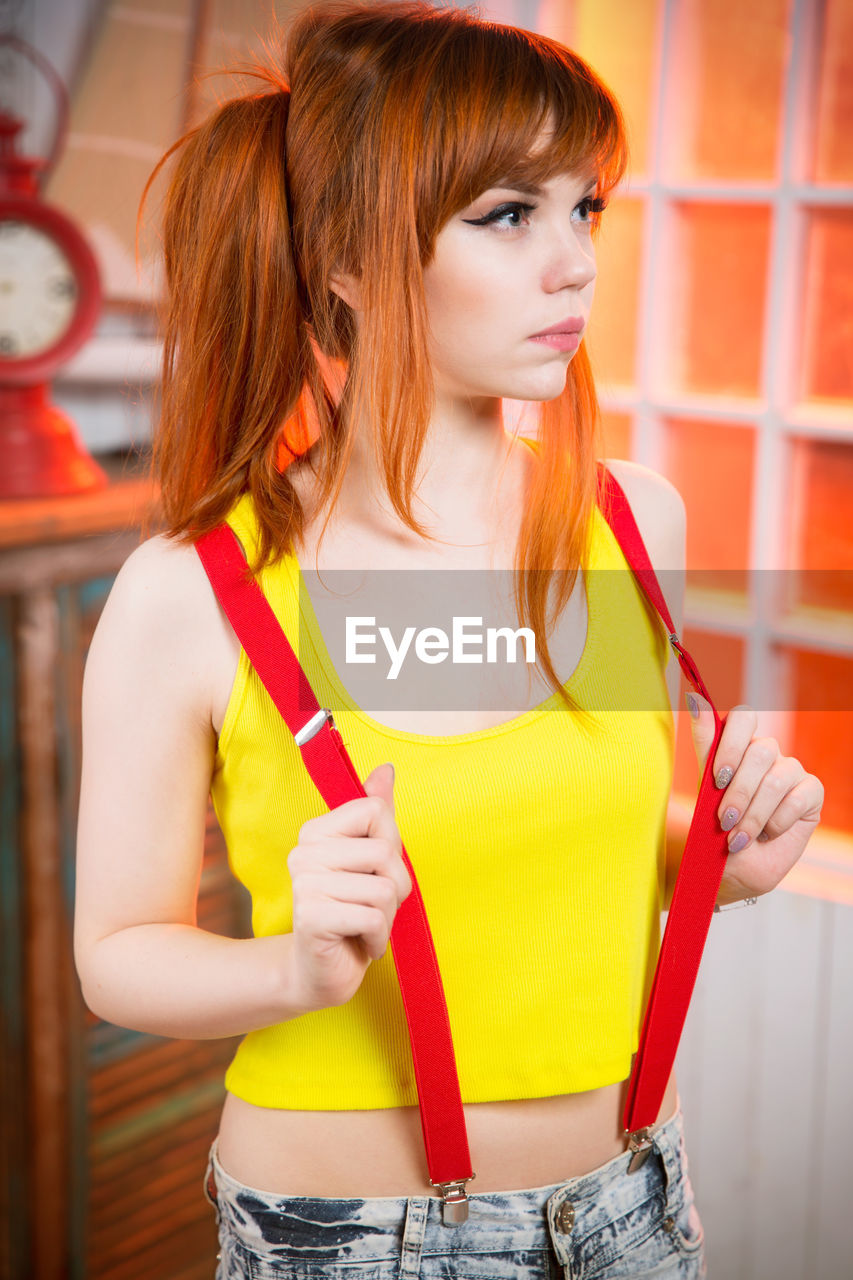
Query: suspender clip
430 1175 476 1225
625 1126 657 1174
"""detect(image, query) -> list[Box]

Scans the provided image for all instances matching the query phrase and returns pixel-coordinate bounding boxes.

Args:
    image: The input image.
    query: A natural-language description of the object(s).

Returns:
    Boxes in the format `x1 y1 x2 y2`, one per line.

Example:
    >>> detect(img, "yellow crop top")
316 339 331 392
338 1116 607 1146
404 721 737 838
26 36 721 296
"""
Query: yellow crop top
209 455 675 1109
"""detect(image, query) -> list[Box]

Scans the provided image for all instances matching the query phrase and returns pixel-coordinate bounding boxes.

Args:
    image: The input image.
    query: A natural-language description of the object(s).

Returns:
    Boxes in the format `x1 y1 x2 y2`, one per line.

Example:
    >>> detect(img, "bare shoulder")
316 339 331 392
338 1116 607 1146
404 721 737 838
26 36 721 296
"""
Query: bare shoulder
102 533 221 638
603 458 686 571
87 532 236 733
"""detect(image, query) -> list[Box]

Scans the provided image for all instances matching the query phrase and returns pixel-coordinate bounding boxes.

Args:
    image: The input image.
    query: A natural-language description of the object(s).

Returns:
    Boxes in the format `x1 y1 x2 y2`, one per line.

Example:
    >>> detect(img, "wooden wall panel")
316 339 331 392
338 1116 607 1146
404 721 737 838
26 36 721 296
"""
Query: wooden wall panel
0 475 250 1278
0 598 26 1280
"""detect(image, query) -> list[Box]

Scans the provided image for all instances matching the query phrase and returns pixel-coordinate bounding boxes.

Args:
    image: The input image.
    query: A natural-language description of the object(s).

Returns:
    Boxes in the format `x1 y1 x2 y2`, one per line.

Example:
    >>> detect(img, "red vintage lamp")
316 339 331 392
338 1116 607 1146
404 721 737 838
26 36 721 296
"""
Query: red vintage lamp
0 34 107 498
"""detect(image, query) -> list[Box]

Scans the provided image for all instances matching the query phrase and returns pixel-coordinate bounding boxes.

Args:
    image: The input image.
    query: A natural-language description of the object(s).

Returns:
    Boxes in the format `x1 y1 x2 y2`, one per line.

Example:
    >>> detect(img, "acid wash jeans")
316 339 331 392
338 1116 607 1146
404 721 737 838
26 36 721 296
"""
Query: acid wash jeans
203 1105 706 1279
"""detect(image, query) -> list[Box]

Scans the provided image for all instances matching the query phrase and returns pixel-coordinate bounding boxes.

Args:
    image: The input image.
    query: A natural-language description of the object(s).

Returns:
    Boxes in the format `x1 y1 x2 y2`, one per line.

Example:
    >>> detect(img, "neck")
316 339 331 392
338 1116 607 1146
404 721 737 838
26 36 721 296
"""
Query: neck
337 395 531 545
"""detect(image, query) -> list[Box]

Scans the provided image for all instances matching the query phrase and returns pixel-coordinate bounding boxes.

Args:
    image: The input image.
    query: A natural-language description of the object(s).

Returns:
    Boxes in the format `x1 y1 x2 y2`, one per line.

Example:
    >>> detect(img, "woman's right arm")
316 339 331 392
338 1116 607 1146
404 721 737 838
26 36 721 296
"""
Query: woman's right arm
73 535 410 1040
74 534 302 1038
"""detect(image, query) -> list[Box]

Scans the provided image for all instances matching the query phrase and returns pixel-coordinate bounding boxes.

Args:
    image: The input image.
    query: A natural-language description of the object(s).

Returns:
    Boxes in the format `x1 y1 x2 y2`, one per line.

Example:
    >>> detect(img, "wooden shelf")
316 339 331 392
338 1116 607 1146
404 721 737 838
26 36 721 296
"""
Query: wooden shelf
0 475 161 550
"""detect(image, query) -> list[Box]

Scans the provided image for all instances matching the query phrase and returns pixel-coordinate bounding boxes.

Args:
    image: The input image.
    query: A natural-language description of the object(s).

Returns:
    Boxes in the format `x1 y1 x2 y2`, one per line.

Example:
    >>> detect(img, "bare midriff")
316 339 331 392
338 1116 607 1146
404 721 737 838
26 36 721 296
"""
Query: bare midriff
214 1073 679 1197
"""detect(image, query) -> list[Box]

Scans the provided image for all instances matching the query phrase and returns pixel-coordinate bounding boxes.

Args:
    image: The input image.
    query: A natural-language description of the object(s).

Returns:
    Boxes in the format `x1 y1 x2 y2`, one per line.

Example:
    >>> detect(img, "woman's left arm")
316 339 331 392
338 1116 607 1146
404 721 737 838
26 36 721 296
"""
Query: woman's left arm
606 459 825 909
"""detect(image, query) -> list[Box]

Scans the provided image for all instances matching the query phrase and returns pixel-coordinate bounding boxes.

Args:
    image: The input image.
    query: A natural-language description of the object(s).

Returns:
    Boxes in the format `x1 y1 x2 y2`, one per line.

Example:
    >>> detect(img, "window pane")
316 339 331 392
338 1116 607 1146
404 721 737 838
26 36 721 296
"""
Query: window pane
569 0 661 178
786 439 853 611
657 203 771 398
812 0 853 184
781 649 853 831
663 0 791 182
587 197 645 388
662 417 756 585
799 209 853 403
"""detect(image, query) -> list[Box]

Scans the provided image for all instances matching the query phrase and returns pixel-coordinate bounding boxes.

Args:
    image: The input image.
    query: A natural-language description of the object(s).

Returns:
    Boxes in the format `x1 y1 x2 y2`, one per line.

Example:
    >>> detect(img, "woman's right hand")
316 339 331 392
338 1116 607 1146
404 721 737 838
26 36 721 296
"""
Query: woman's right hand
286 763 412 1013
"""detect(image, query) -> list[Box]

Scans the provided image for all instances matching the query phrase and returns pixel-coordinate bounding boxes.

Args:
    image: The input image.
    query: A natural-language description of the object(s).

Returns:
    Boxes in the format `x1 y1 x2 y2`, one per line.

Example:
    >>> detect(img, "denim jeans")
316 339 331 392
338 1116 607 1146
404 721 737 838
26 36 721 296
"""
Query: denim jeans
203 1105 706 1278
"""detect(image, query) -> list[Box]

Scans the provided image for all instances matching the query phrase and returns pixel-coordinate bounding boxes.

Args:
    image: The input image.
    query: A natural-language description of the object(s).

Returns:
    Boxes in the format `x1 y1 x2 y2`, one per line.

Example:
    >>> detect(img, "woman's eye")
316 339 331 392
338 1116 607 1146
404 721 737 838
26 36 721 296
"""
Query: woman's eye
573 196 608 226
464 195 608 232
464 201 537 230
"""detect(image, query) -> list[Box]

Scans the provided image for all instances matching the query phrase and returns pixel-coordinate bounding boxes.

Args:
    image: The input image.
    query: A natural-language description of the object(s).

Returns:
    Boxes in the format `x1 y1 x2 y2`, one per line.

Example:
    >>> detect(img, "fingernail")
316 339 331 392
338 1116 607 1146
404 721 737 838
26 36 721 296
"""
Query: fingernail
720 807 739 832
388 763 395 783
715 766 734 789
728 831 749 854
686 692 700 719
757 830 770 842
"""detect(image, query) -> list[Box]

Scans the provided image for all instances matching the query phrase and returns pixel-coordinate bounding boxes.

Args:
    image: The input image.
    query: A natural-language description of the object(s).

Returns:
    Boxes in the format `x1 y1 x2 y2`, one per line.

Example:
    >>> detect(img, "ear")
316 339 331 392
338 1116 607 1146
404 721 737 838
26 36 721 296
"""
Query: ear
329 269 363 312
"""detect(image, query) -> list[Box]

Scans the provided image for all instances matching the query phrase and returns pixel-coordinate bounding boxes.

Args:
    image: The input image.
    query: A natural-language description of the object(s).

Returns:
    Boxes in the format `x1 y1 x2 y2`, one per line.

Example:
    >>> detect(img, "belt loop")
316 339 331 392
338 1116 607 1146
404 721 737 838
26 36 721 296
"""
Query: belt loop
651 1114 684 1214
399 1196 429 1279
203 1140 221 1224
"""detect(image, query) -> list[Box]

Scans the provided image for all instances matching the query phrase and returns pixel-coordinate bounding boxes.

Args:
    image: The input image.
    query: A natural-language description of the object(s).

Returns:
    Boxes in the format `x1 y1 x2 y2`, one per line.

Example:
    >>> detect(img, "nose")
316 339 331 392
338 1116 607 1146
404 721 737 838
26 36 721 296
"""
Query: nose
542 225 597 294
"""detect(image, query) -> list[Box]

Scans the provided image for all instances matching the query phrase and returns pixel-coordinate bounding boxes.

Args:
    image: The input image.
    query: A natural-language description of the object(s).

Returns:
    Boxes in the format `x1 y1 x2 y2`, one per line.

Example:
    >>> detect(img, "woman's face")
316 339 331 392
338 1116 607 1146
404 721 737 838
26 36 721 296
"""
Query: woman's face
421 168 600 405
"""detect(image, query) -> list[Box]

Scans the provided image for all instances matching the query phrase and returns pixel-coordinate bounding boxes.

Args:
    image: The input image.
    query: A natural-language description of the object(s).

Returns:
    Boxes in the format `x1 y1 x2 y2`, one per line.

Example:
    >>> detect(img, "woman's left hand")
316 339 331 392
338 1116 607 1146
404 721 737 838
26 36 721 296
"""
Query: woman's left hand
686 695 825 906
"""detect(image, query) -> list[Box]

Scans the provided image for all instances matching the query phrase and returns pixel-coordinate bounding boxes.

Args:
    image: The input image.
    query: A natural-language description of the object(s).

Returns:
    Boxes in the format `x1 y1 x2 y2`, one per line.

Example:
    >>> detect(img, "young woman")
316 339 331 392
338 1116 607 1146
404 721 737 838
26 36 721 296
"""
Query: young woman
74 3 824 1277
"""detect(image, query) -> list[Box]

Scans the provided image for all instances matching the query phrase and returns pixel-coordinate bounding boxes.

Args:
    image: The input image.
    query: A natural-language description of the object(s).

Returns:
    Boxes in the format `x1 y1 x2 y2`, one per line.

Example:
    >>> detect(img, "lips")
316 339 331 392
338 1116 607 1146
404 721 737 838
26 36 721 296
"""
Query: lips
529 332 580 351
530 315 585 338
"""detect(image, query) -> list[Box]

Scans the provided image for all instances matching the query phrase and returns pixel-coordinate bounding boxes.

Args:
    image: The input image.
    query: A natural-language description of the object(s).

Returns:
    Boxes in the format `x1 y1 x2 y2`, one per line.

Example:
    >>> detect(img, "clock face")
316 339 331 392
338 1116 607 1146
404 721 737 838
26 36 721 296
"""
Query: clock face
0 218 79 361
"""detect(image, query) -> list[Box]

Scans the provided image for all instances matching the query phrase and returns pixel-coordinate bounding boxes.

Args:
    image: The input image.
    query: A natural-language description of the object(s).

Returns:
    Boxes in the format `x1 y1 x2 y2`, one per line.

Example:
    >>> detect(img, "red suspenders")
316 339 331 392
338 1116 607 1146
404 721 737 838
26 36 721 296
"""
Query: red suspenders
194 463 731 1224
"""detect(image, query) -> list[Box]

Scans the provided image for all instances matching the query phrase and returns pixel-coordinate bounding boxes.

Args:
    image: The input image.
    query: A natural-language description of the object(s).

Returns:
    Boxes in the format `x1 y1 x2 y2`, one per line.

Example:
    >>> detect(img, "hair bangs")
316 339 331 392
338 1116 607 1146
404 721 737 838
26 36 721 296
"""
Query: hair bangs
412 19 628 255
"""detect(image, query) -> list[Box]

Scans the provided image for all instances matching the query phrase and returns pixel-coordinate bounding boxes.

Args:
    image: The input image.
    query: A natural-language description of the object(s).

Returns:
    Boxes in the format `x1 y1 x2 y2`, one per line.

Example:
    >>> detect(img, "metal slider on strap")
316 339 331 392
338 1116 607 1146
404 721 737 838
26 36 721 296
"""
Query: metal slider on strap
294 707 335 747
429 1175 476 1225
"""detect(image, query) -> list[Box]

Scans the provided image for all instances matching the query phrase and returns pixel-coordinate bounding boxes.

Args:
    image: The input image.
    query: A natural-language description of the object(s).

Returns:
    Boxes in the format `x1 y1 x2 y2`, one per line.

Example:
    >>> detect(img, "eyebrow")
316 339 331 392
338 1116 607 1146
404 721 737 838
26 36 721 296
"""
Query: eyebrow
487 176 599 199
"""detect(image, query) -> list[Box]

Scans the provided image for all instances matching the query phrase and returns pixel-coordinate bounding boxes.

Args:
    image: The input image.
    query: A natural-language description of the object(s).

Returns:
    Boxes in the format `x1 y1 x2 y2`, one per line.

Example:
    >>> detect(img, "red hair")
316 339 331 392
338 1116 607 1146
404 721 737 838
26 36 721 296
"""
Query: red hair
138 0 629 724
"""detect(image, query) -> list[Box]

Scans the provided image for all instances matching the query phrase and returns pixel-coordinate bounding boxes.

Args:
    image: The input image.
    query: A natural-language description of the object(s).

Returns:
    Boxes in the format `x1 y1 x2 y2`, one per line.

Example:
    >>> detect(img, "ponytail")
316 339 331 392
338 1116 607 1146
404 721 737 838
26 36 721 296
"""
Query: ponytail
139 85 329 568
